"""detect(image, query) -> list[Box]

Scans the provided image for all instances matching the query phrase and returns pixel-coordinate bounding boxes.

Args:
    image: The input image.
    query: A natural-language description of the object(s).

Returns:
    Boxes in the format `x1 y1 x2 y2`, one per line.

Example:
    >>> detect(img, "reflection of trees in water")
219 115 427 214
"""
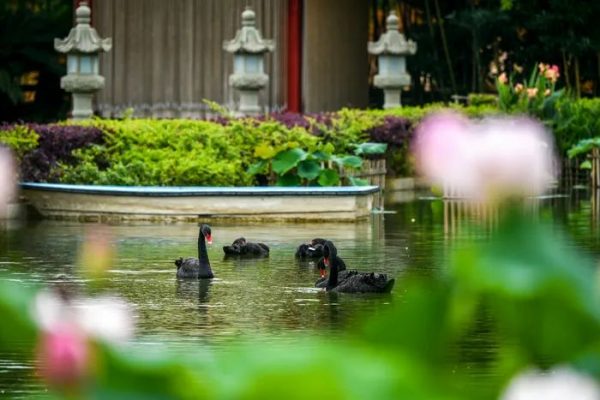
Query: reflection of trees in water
443 195 593 242
559 191 600 252
443 200 498 241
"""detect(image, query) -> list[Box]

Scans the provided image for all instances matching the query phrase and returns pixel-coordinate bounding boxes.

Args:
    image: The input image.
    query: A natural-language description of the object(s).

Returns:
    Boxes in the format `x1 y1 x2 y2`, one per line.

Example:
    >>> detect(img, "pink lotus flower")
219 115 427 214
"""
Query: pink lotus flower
501 366 600 400
0 147 16 218
498 72 508 84
32 289 135 389
34 290 134 344
37 324 89 389
413 112 555 202
413 112 473 193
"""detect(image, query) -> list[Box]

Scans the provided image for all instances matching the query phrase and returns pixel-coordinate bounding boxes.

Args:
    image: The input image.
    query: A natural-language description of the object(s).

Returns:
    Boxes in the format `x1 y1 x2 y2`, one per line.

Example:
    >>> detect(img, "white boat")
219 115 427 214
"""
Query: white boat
20 183 379 222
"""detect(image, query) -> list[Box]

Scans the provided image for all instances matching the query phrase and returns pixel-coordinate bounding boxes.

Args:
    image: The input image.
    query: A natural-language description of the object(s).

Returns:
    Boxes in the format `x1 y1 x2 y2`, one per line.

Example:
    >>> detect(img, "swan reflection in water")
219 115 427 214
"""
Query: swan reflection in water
175 279 212 305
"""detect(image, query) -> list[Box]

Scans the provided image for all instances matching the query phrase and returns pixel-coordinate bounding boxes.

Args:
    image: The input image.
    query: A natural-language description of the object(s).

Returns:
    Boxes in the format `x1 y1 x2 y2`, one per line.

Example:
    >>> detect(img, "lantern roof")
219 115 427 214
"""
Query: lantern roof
54 1 112 54
368 11 416 56
223 7 274 54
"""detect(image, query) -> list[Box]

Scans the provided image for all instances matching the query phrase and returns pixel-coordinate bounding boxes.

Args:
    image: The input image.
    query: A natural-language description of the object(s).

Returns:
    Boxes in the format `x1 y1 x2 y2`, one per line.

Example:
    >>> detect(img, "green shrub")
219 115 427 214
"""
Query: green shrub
467 93 498 107
59 118 320 186
0 124 38 157
553 98 600 153
4 99 598 185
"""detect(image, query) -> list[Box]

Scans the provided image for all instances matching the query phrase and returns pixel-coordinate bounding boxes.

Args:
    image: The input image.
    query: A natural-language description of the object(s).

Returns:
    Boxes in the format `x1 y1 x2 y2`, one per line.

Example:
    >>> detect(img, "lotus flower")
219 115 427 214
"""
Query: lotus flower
501 367 600 400
33 289 135 389
33 290 134 344
0 147 16 218
413 112 555 202
36 324 89 389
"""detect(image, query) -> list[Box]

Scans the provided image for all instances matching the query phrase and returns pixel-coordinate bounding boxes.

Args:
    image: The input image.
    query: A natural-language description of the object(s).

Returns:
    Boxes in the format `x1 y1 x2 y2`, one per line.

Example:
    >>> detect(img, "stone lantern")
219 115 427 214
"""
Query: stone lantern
54 1 111 120
223 7 274 116
368 11 417 109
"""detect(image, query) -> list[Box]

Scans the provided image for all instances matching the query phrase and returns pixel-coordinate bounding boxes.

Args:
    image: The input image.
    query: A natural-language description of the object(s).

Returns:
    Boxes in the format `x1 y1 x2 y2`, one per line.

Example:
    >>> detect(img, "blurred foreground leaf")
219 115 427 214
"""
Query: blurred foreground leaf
0 278 37 353
450 211 600 368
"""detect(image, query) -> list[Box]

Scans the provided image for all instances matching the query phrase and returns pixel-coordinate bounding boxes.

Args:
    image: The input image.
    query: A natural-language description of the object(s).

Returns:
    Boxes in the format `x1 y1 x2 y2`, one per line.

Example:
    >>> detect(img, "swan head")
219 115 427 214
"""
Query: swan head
320 241 337 278
175 257 183 269
223 237 247 255
296 243 309 257
231 237 247 248
311 238 327 246
200 224 212 245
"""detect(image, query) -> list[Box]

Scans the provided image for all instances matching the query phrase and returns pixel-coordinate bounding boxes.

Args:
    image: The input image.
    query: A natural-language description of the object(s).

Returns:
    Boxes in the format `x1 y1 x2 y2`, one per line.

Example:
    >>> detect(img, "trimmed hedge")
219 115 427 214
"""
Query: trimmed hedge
1 100 598 186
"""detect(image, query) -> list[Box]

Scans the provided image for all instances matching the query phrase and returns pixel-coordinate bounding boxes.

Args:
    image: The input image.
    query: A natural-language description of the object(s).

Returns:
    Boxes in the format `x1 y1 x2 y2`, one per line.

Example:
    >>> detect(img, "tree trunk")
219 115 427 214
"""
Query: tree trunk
574 56 581 98
597 51 600 96
424 0 445 93
561 50 571 92
434 0 457 95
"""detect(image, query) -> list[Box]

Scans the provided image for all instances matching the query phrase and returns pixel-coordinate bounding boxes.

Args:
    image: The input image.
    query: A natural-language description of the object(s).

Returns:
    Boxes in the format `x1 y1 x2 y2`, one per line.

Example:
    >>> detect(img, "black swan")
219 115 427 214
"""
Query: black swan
175 224 214 279
295 238 327 259
316 241 395 293
223 237 269 257
314 250 347 289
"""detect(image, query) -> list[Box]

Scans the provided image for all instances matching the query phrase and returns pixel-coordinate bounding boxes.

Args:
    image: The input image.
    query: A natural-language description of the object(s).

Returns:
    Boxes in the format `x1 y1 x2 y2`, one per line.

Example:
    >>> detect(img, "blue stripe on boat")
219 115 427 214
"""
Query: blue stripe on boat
20 182 380 197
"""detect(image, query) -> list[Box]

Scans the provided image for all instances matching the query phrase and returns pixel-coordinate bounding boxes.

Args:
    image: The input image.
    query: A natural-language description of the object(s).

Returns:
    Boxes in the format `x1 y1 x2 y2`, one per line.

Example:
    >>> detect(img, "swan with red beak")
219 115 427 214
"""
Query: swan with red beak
317 241 395 293
175 224 214 279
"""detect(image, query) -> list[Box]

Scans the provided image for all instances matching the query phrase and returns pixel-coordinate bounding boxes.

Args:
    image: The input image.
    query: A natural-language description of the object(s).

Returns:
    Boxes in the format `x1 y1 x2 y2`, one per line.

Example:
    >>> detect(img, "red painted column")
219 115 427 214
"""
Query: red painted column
287 0 302 113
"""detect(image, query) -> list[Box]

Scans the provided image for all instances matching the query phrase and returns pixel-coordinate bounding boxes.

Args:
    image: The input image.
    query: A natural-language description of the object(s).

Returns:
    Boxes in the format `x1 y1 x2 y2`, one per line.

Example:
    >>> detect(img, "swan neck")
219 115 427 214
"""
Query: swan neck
198 233 209 264
327 257 339 289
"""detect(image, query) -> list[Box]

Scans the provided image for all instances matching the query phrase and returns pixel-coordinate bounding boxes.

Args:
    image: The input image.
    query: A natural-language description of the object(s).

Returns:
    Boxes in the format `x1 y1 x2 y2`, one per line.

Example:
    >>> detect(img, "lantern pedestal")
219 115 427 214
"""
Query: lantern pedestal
238 91 260 115
229 73 269 116
71 93 93 119
373 74 411 109
383 89 401 109
60 74 105 120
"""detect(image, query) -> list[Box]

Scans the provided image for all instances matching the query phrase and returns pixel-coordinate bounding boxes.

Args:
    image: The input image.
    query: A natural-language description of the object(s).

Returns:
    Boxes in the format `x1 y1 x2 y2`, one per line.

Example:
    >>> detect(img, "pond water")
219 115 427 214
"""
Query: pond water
1 190 599 397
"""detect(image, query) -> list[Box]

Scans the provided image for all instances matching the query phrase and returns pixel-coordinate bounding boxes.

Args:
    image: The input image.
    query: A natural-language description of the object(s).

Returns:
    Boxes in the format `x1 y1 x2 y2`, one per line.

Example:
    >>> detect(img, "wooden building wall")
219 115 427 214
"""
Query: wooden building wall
92 0 369 117
302 0 369 112
92 0 288 118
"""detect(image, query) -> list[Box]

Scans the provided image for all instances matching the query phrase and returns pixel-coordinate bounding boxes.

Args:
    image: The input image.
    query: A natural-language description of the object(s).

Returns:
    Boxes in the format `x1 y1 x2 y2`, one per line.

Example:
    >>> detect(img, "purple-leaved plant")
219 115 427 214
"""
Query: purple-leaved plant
18 124 104 182
367 116 413 146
